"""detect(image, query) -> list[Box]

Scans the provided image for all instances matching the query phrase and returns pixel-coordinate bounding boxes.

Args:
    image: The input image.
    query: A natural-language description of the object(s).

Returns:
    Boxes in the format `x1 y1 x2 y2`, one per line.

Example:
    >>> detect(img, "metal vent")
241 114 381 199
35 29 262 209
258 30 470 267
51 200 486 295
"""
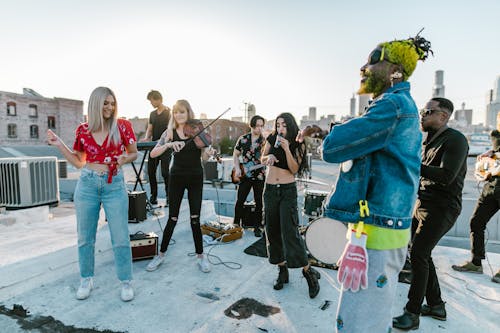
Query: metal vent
0 157 59 208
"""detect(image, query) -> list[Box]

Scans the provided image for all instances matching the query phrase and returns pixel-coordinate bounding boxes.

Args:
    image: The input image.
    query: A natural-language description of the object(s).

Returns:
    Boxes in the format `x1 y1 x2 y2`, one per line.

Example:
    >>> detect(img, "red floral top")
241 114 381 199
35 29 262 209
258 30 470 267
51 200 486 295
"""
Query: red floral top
73 119 136 183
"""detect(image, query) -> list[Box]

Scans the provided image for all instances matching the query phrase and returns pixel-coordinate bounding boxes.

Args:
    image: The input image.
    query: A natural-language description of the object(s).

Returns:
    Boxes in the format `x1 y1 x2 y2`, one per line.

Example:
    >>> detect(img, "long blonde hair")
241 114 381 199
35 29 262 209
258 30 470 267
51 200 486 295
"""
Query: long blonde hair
87 87 120 146
165 100 195 138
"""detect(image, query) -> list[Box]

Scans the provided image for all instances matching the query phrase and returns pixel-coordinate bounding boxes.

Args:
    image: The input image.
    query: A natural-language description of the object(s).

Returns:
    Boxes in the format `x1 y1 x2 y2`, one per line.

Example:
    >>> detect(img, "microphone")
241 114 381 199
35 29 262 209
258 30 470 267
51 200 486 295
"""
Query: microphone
274 133 282 148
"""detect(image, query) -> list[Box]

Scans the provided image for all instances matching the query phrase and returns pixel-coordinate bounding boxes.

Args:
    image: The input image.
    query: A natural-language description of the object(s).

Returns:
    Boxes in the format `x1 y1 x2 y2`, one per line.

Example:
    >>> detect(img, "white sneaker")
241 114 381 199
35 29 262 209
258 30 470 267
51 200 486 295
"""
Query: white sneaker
76 277 93 300
198 255 211 273
146 255 164 271
121 280 134 302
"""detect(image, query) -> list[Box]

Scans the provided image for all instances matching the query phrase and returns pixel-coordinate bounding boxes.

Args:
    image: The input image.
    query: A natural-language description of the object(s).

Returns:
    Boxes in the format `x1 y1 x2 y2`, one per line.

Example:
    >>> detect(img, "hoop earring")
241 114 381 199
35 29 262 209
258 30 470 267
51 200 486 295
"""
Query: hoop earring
390 72 403 87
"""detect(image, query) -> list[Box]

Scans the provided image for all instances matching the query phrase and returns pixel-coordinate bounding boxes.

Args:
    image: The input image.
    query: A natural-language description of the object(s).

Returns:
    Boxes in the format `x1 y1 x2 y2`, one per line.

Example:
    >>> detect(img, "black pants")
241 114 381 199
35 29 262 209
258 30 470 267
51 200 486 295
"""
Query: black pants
148 151 171 199
264 182 308 268
469 182 500 262
234 178 264 228
160 173 203 254
406 199 459 314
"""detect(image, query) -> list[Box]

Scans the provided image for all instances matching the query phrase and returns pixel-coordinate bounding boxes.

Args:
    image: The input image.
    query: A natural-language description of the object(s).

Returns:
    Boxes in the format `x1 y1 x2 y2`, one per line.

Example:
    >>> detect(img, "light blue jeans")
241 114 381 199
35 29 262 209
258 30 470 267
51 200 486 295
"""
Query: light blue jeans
74 168 132 281
335 246 407 333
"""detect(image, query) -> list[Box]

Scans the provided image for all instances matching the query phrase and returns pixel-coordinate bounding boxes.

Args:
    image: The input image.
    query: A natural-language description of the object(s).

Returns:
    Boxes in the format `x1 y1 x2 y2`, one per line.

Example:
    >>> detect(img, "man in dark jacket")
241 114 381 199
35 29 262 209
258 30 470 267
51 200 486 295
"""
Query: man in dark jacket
452 130 500 284
393 97 469 330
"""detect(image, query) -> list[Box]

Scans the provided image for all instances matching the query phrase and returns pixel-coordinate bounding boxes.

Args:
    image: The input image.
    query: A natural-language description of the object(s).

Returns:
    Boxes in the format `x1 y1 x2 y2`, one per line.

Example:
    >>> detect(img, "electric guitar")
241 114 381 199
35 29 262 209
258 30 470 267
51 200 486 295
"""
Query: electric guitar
231 161 266 184
475 153 500 181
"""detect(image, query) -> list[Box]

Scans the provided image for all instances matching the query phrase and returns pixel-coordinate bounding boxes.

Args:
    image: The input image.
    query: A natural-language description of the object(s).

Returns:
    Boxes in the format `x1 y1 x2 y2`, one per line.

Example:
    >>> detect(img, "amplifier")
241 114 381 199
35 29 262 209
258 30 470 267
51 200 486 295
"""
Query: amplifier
201 221 243 242
130 231 158 261
242 201 256 228
128 191 147 223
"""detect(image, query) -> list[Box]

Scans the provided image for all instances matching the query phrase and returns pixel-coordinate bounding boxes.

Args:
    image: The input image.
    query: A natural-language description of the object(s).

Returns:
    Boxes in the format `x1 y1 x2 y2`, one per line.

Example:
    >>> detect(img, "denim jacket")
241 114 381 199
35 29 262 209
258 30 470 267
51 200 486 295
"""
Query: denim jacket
322 82 422 230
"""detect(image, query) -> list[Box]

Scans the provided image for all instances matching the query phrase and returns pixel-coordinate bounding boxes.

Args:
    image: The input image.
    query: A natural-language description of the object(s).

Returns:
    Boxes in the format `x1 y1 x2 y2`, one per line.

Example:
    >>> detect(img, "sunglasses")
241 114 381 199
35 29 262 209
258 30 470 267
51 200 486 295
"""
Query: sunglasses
368 48 384 65
419 109 443 117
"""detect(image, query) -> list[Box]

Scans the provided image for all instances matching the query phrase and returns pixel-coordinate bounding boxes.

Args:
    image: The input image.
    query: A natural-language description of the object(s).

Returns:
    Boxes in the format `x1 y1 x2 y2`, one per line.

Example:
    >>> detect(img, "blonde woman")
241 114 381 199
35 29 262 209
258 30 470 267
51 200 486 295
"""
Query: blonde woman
146 100 212 273
47 87 137 302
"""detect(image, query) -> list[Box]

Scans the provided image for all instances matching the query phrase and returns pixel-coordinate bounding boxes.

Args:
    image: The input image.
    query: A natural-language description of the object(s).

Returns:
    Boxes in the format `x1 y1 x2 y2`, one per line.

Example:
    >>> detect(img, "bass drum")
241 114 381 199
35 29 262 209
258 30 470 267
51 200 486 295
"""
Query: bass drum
304 217 348 265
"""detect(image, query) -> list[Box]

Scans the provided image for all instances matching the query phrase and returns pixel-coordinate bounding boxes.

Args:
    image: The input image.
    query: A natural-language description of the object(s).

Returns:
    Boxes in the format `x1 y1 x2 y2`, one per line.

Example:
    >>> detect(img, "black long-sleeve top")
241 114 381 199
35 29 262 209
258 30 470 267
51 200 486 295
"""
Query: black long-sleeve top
418 127 469 210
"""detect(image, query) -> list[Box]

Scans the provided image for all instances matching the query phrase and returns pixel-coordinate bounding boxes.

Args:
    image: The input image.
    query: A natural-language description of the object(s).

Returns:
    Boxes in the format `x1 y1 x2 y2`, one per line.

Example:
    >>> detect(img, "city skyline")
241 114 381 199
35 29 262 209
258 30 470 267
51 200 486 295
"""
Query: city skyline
1 0 499 124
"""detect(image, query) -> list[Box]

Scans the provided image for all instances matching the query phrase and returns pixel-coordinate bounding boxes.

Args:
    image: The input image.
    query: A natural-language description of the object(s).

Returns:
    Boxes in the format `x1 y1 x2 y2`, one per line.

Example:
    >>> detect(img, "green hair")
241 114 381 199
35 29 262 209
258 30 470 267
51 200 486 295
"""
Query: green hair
379 32 432 80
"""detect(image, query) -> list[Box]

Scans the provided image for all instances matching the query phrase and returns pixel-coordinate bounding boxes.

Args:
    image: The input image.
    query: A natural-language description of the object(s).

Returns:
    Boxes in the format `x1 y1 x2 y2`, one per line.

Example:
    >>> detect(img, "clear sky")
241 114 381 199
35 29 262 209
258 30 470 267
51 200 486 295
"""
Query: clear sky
1 0 499 124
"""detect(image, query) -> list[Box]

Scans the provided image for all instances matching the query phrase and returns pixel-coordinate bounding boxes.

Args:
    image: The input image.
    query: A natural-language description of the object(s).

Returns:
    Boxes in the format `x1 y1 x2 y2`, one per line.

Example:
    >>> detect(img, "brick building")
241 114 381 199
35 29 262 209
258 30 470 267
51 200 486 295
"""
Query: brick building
0 88 83 146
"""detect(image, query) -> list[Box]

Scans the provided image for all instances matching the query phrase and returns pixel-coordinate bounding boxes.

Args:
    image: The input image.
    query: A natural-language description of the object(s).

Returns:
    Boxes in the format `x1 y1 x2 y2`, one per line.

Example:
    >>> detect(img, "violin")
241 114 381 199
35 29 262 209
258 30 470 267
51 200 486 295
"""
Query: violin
183 119 212 149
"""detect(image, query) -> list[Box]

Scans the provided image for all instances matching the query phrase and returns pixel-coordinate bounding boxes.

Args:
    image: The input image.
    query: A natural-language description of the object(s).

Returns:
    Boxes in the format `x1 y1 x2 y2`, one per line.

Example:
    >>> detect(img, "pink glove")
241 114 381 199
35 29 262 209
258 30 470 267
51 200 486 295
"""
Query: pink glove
337 230 368 292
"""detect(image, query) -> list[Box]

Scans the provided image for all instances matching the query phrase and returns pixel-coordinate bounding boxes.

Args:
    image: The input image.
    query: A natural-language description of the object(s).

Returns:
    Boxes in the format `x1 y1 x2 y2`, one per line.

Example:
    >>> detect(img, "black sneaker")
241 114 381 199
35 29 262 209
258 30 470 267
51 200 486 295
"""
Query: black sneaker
393 308 419 331
254 228 262 237
421 302 446 321
150 196 158 205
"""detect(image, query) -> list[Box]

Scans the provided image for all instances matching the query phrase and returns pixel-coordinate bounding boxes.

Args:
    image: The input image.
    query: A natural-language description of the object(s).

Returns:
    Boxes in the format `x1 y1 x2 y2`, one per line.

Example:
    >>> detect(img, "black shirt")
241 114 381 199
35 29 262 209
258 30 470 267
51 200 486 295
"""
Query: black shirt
149 108 170 141
418 127 469 210
267 134 289 171
169 129 203 176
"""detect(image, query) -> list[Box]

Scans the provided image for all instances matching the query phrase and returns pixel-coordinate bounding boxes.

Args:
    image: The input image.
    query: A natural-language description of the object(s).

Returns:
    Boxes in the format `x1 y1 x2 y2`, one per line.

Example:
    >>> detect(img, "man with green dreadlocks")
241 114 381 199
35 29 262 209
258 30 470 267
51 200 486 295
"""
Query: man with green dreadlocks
321 33 432 333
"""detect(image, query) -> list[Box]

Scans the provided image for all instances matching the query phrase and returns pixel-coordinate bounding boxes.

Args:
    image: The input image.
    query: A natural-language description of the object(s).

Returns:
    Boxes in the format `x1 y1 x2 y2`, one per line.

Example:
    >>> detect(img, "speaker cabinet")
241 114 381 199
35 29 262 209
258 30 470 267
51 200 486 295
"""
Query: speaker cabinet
128 191 147 223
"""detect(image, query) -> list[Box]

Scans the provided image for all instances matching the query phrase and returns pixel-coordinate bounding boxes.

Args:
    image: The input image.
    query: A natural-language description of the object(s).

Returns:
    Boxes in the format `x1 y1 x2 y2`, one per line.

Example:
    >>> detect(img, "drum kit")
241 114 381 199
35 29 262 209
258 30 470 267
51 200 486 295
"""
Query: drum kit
299 180 348 269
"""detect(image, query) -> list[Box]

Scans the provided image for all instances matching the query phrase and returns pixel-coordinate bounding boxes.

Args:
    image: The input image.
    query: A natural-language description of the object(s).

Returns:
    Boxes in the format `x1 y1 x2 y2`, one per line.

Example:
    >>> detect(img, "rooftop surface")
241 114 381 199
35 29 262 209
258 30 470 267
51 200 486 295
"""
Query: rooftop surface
0 158 499 332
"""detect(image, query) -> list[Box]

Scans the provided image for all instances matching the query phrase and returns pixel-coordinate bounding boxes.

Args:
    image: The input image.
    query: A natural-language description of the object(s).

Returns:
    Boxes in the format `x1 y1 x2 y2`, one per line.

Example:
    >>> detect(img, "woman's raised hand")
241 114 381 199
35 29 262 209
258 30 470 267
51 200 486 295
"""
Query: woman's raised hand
47 129 62 146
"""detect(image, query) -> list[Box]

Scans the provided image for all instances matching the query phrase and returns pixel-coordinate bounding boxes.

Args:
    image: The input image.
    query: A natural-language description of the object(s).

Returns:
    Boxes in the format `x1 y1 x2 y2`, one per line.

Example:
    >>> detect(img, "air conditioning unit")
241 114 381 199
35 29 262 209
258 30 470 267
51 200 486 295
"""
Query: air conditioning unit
0 157 59 209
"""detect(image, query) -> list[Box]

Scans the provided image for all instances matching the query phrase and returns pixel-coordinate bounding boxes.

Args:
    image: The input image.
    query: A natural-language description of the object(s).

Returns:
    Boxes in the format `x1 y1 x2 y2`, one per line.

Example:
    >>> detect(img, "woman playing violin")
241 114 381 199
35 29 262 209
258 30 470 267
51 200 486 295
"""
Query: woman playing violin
146 99 214 273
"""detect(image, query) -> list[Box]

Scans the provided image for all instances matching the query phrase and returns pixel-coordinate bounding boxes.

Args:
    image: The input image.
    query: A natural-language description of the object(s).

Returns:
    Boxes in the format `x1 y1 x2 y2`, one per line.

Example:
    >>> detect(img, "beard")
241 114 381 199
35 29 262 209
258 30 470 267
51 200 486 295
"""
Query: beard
358 71 390 97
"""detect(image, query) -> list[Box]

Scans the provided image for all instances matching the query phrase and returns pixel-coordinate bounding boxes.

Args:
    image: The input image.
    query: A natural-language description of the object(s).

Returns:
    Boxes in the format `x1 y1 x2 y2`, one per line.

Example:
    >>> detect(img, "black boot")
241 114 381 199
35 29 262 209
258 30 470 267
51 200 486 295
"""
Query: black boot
302 267 320 298
393 308 419 330
273 265 289 290
421 302 446 321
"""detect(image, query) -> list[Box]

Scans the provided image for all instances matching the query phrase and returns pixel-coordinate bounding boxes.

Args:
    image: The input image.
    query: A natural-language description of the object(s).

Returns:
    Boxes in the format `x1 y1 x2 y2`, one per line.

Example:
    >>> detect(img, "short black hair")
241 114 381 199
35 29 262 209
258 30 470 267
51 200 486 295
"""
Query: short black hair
147 90 162 101
250 115 265 128
431 97 454 114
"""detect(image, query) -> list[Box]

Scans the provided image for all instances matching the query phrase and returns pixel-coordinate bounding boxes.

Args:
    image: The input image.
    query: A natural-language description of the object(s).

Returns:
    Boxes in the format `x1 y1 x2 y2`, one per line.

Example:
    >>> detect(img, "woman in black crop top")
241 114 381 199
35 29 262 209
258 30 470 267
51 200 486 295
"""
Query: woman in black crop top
146 100 213 273
261 112 321 298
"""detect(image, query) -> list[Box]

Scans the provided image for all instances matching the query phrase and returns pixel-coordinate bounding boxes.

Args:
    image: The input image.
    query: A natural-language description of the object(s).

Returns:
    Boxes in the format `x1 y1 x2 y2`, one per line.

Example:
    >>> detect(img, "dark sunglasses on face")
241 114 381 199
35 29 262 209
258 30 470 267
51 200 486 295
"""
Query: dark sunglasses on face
368 49 384 65
419 109 443 117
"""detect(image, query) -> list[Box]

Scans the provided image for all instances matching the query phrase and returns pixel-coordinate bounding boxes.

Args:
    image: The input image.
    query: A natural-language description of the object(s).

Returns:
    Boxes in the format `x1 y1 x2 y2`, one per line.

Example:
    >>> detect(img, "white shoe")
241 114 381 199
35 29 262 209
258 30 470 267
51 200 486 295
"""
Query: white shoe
121 280 134 302
76 277 93 300
146 255 164 271
198 255 211 273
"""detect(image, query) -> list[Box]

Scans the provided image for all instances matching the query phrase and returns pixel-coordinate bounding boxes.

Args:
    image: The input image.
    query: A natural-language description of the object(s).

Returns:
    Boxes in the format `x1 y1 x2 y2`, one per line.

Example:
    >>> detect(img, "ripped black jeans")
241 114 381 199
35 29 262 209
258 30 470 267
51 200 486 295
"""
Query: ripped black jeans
160 173 203 254
264 182 308 268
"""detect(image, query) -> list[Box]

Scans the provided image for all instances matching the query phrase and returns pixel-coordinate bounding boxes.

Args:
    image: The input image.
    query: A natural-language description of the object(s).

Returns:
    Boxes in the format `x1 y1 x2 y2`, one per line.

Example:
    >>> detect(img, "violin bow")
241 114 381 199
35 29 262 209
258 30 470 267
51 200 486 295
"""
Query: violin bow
172 107 232 155
187 107 231 144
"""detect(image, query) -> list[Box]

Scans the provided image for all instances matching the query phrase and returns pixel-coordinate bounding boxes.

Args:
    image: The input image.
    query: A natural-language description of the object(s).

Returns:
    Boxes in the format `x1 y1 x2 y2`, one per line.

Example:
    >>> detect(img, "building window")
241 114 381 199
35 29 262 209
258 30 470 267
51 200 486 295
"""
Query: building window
7 102 16 116
48 116 56 129
29 104 38 118
30 125 39 138
8 124 17 138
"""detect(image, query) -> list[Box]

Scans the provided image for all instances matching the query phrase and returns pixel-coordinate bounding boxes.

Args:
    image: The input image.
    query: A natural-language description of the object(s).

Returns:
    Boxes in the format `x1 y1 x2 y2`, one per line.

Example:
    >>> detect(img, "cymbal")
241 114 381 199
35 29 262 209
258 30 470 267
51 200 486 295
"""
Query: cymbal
295 178 329 186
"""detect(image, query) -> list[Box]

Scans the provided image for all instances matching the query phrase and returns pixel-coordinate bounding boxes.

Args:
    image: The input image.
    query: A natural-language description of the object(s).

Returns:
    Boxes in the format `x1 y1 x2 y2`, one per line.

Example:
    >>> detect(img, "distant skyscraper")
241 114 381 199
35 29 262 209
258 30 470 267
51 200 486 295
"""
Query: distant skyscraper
485 76 500 129
308 106 317 121
350 94 356 117
432 70 445 97
454 102 472 126
358 94 370 115
247 103 256 122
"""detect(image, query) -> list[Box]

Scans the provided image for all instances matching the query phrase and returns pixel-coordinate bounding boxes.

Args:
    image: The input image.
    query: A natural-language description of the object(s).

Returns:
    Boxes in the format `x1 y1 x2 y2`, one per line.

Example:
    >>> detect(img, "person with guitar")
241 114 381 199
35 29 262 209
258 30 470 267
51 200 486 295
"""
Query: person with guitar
140 90 171 205
262 112 321 299
452 129 500 284
232 115 266 237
